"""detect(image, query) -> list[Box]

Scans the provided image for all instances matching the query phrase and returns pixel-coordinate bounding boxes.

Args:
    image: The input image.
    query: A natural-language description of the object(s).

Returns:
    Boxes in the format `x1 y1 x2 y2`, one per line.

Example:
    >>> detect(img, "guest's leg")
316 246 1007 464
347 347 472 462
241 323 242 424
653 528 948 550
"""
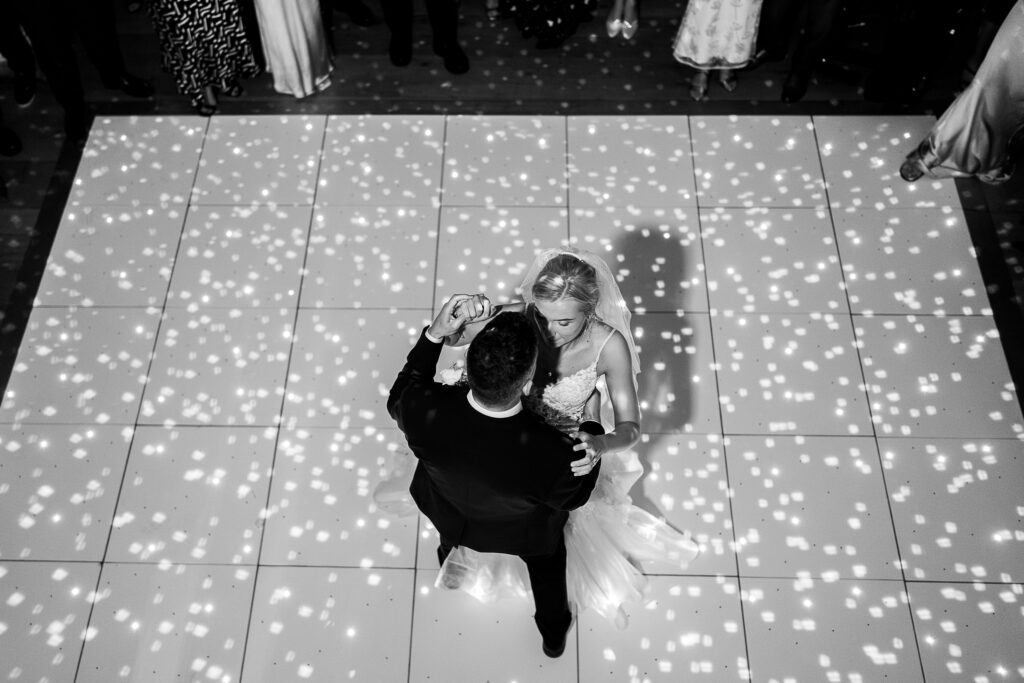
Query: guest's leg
522 536 572 648
380 0 414 65
0 12 37 106
425 0 467 73
70 0 154 96
756 0 801 61
781 0 841 101
13 0 89 135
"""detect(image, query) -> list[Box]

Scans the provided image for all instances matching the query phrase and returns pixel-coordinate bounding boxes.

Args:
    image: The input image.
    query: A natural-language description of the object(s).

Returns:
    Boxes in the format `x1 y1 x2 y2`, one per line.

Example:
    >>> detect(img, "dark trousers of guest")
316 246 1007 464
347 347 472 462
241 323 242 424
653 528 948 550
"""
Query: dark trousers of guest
0 11 36 79
758 0 842 77
380 0 460 52
438 534 573 644
10 0 128 112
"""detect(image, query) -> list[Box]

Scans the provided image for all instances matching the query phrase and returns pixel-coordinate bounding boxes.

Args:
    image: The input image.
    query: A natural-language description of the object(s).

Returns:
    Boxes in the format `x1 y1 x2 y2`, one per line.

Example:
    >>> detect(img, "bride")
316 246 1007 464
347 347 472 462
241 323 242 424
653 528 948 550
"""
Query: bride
380 248 699 627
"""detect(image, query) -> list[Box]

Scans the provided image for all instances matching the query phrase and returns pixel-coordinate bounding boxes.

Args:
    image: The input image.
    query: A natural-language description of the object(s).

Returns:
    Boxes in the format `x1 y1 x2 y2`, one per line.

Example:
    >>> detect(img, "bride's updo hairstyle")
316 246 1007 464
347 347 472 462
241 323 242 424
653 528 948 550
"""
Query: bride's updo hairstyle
531 253 600 315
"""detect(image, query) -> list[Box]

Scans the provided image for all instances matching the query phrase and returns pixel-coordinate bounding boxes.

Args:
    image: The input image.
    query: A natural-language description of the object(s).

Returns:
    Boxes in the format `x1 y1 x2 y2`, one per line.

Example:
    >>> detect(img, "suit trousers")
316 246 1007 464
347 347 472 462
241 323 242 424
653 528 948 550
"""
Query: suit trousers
438 534 573 644
380 0 460 52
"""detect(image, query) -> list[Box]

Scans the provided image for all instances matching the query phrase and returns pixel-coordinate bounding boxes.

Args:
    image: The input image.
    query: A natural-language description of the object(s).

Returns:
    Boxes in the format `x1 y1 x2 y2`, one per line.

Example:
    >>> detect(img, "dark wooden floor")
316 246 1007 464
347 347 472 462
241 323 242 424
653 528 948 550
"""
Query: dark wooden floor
1 0 1023 398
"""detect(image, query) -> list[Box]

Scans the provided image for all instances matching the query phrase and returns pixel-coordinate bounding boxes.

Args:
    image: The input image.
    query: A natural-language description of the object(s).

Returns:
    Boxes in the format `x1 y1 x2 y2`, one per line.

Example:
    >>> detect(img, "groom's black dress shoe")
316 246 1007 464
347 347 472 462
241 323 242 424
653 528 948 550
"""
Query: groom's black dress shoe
542 624 570 658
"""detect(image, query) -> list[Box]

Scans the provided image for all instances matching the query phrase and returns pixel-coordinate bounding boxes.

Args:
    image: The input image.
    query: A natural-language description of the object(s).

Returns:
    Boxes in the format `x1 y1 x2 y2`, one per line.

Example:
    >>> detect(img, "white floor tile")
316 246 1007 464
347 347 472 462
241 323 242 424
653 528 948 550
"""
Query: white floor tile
242 566 415 682
70 116 206 206
409 569 577 682
882 437 1024 582
702 207 846 314
36 205 185 307
634 312 722 435
835 208 990 315
78 563 256 683
856 316 1024 438
744 577 924 682
284 309 430 428
434 206 568 302
141 308 294 426
814 115 960 211
106 426 277 564
0 560 99 683
690 116 826 208
260 427 418 567
632 433 735 576
567 116 697 208
578 576 748 681
165 206 310 309
0 307 161 425
728 435 901 580
0 424 132 561
318 114 444 206
714 313 872 435
909 581 1024 682
193 116 325 205
302 206 438 309
569 205 707 313
442 116 567 206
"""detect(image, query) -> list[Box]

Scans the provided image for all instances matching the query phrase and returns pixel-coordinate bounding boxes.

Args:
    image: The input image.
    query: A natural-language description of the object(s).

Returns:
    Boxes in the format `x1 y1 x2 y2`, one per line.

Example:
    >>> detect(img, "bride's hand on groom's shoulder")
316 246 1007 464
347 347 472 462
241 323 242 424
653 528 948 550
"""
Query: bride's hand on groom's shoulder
428 293 494 339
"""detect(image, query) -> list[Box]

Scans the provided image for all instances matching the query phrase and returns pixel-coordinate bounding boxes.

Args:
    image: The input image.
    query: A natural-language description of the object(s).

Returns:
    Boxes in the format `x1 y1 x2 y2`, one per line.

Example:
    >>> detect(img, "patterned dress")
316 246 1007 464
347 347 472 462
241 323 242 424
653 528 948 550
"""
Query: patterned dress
148 0 261 106
438 330 700 627
673 0 763 69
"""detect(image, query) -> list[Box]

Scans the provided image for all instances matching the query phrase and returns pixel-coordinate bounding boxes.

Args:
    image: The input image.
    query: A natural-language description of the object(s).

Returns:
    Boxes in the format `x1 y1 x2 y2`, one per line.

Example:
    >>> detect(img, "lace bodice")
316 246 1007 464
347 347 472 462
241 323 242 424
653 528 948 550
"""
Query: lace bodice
524 363 598 435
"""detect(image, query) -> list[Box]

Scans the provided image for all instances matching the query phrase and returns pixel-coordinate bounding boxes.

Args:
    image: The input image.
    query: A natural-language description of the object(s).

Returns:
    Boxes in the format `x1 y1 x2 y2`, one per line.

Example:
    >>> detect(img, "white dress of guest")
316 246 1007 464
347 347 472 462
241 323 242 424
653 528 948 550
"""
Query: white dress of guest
672 0 763 68
254 0 333 97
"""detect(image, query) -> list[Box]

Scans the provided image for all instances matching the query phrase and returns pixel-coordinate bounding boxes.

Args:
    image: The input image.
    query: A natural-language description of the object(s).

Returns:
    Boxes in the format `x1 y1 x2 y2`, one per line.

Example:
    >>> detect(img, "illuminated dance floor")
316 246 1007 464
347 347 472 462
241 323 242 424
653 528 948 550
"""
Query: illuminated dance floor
1 114 1022 682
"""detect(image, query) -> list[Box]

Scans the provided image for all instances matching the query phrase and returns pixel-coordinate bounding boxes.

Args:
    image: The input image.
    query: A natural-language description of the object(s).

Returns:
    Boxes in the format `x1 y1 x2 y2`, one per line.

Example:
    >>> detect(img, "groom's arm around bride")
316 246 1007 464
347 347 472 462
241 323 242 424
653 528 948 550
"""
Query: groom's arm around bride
387 294 600 658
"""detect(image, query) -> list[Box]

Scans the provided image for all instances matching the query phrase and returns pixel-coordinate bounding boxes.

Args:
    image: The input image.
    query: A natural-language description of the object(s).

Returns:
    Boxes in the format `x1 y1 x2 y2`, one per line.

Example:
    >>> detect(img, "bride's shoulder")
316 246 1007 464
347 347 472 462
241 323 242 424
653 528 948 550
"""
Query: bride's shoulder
593 323 630 368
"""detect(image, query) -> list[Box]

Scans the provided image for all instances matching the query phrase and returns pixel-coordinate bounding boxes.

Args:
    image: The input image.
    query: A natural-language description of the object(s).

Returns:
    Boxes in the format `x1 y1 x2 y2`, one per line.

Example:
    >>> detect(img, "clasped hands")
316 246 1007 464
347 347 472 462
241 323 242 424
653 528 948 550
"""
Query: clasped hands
428 293 494 339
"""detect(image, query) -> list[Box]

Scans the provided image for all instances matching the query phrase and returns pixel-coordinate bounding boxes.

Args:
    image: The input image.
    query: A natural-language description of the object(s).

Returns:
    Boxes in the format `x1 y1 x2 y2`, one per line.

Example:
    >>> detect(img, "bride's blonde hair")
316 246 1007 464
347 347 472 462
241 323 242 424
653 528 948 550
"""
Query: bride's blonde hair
530 253 600 315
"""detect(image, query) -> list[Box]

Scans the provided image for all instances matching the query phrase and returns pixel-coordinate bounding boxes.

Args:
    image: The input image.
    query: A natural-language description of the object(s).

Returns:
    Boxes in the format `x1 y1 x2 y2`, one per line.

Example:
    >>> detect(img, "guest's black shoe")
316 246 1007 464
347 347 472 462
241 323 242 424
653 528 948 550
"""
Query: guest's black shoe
103 73 155 98
389 32 413 67
14 72 36 108
341 0 379 26
0 125 23 157
781 71 810 103
434 42 469 75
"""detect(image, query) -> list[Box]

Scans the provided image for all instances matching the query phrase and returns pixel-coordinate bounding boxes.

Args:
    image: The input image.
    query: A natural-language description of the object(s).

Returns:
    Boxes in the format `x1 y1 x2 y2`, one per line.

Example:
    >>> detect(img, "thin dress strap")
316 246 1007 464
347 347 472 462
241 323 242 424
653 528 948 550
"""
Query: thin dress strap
594 327 617 366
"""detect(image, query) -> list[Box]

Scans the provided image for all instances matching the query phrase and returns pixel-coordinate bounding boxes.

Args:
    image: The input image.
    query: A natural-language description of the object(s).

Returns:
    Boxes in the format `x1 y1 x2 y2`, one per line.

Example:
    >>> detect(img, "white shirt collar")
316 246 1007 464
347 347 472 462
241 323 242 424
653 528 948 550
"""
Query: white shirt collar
467 391 523 418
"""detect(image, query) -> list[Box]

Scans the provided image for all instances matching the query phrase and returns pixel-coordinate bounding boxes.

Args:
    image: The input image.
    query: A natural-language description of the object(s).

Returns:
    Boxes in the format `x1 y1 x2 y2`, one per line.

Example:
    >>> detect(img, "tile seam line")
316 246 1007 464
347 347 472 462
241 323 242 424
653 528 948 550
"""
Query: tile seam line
809 113 930 683
68 115 214 683
235 113 330 683
687 112 756 682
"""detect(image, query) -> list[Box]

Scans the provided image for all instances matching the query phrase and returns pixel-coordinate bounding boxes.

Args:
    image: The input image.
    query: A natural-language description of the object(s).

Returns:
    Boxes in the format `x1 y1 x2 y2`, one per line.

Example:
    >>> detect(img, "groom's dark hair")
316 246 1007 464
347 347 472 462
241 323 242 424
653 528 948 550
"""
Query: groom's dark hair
467 312 537 406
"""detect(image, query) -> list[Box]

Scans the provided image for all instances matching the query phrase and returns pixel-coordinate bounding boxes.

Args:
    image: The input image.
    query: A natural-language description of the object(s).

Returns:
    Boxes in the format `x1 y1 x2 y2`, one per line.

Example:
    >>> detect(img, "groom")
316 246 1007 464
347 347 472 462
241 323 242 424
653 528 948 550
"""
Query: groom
387 294 601 657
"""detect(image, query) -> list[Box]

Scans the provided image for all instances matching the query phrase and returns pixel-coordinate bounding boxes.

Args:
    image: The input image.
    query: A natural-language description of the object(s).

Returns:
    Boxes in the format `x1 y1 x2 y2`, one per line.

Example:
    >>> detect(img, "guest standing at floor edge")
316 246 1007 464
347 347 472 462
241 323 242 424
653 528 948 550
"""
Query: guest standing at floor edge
254 0 333 97
900 0 1024 184
148 0 262 116
382 0 469 74
387 297 600 658
673 0 764 101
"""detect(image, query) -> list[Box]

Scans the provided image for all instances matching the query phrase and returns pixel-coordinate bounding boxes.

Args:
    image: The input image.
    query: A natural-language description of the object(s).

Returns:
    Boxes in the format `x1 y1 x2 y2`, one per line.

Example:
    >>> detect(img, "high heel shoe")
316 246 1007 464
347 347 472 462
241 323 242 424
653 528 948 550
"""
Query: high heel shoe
689 70 709 101
718 69 738 92
606 0 623 37
620 0 637 39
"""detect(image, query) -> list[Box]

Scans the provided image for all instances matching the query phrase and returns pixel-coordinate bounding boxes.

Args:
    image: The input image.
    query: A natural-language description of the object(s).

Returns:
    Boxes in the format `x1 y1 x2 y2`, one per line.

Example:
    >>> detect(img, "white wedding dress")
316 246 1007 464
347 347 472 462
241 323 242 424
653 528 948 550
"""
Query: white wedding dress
435 330 700 628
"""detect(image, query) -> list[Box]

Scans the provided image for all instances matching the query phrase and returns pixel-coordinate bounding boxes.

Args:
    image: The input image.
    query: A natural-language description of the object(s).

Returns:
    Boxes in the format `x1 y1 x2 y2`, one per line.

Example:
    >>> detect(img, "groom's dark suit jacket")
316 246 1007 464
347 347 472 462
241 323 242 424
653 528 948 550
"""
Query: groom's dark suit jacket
387 329 600 556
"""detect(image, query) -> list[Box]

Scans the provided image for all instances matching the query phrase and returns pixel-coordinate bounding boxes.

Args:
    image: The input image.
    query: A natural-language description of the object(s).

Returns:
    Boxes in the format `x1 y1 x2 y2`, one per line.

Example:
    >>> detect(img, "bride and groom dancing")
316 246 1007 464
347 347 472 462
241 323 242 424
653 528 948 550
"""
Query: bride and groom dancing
385 248 699 656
